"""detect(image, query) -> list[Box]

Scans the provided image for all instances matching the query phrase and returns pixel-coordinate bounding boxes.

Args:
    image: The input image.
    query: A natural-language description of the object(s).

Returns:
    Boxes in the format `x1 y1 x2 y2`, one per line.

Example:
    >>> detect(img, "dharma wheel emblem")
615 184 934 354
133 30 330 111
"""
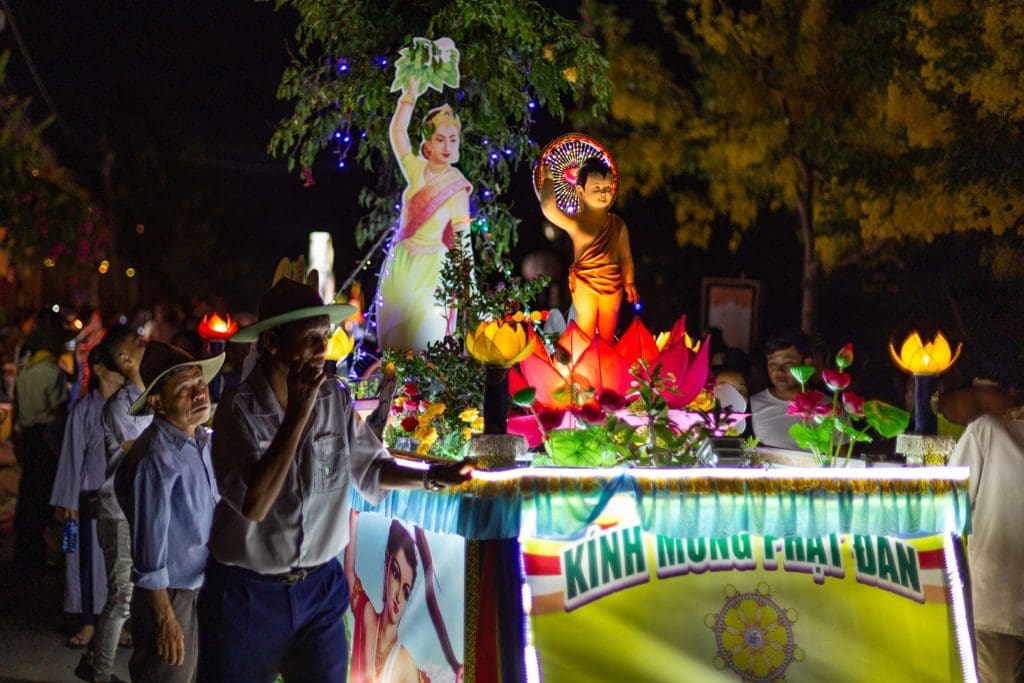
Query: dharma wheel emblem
705 583 804 682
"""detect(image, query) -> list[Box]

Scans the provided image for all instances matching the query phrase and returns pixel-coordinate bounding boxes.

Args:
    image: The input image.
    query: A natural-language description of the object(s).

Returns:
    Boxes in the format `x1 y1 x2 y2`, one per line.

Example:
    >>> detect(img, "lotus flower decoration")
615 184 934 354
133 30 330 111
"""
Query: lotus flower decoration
507 317 712 446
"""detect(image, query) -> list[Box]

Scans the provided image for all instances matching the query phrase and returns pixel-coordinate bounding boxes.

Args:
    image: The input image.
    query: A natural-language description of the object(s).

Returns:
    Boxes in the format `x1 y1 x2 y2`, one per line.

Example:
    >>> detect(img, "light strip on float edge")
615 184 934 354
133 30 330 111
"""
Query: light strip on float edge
469 466 970 483
944 533 979 683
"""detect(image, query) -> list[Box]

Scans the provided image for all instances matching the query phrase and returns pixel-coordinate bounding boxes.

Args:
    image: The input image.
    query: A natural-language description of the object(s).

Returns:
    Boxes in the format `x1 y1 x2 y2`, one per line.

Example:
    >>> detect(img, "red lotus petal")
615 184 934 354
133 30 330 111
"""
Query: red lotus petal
518 353 571 408
615 317 659 366
556 320 592 366
571 400 606 426
508 367 528 397
536 405 569 432
573 337 633 397
671 335 712 408
507 414 544 448
668 315 689 345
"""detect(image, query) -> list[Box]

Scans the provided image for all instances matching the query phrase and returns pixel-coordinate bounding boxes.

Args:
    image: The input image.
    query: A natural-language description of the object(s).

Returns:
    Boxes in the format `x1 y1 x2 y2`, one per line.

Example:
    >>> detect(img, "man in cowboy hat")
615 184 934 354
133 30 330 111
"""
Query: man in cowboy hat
199 274 472 682
115 342 224 683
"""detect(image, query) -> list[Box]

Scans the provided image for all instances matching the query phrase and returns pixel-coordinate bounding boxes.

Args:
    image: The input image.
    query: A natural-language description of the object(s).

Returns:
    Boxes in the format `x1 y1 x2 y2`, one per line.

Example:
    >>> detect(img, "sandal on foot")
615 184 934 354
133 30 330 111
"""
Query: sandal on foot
65 631 92 649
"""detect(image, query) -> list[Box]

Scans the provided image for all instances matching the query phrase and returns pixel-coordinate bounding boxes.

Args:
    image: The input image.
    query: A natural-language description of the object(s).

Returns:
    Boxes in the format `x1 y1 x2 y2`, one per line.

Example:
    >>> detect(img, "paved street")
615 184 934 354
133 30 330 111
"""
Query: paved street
0 456 130 683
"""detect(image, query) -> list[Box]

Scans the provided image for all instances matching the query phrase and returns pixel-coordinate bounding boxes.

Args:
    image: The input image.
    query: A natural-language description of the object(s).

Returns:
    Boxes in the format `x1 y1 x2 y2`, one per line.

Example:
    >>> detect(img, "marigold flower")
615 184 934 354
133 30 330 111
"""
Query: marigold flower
459 406 479 423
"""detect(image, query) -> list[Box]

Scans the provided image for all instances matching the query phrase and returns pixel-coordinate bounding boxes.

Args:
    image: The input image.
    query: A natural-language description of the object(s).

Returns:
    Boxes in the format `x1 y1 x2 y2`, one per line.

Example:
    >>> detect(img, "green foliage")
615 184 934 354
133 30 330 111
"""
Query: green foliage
0 51 108 272
436 237 551 338
262 0 611 261
545 426 618 467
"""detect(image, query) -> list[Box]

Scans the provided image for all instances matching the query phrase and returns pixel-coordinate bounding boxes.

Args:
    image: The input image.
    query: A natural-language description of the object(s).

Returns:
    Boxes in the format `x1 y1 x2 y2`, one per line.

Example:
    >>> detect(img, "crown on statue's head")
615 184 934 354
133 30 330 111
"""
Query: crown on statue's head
422 104 461 137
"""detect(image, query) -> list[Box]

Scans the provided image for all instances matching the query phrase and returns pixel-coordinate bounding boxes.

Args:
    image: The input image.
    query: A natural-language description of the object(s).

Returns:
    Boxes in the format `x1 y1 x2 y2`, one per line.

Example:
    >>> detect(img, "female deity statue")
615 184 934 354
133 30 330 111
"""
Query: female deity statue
376 71 472 351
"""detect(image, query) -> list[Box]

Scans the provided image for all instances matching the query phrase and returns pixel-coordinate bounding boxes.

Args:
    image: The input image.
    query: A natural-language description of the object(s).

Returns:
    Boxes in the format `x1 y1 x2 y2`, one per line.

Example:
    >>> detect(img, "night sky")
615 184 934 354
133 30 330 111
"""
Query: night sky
3 1 570 309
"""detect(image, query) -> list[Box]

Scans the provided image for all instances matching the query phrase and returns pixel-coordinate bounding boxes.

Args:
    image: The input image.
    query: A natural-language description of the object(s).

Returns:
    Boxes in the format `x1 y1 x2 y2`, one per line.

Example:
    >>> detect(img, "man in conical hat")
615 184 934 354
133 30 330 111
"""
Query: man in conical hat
199 273 472 682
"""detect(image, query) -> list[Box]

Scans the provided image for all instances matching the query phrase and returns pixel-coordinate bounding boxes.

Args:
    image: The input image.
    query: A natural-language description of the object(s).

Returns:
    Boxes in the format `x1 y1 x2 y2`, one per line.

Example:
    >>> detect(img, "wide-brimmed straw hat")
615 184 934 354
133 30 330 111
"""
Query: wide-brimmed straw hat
128 342 225 416
230 278 355 343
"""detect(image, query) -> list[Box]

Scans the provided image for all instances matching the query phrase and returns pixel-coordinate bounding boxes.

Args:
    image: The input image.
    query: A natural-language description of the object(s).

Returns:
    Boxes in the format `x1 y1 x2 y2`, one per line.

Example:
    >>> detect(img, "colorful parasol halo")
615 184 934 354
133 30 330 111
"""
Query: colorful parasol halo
533 133 617 215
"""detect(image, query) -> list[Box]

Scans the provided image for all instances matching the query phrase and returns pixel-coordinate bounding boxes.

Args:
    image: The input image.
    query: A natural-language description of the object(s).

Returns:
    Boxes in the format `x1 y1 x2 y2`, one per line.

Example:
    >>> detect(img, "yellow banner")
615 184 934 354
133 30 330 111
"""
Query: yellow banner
523 527 970 682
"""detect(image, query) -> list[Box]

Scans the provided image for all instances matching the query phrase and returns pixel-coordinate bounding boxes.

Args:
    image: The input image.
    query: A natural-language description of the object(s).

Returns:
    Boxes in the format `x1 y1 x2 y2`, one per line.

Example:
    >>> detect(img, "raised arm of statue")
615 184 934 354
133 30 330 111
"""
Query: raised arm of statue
538 161 579 234
390 78 419 163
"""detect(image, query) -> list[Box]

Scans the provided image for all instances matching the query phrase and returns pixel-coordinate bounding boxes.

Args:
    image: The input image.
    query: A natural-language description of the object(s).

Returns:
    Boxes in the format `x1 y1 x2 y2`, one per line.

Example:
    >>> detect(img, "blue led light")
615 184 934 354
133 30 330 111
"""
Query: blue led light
633 302 643 312
527 101 537 110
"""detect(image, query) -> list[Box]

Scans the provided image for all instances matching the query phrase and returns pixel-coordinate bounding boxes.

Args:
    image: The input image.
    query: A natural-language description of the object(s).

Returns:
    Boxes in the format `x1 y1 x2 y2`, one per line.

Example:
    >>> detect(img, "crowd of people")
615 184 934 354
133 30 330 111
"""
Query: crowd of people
6 276 472 683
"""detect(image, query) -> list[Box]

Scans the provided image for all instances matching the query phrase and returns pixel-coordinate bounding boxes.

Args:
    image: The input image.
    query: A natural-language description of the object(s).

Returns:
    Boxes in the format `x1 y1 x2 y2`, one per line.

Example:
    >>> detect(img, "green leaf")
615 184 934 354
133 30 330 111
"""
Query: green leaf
863 401 910 438
789 365 815 385
511 387 536 408
789 423 831 453
834 419 872 443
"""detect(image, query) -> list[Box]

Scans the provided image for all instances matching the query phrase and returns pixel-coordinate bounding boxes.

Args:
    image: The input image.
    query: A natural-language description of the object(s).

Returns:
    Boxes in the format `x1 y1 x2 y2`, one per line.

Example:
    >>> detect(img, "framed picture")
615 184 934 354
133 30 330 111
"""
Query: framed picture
700 278 762 353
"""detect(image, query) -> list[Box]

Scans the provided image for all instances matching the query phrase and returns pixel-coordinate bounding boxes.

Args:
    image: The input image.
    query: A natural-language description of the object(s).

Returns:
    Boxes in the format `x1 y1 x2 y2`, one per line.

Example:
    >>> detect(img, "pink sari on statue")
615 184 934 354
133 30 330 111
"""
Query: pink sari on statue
377 153 471 351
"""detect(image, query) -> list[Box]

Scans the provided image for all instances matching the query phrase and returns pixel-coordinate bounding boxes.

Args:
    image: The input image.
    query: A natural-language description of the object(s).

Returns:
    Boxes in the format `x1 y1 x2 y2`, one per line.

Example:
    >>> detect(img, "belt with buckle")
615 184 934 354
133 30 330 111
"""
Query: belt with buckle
273 563 328 585
226 560 330 585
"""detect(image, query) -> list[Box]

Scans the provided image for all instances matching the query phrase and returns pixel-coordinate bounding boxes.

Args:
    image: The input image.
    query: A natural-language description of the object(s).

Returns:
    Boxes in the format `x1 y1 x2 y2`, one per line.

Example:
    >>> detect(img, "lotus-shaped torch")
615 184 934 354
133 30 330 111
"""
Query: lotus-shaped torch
467 320 536 434
890 330 962 434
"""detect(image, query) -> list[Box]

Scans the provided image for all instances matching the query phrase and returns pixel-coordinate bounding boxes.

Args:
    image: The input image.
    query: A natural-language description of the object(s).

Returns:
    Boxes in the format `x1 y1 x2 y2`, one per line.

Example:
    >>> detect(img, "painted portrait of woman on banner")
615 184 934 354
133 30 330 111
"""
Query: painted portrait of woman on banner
344 511 465 683
376 37 472 351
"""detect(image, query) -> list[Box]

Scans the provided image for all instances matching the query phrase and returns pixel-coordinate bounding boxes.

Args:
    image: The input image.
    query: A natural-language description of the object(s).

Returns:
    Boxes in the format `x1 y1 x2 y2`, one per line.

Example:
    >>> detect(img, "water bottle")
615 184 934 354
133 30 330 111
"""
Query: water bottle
62 519 78 554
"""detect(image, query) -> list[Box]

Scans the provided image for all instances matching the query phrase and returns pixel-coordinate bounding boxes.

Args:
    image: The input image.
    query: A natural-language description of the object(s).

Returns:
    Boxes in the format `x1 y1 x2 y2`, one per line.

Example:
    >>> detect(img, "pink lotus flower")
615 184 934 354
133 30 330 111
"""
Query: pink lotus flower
842 391 865 417
787 390 831 420
822 370 851 391
511 317 710 411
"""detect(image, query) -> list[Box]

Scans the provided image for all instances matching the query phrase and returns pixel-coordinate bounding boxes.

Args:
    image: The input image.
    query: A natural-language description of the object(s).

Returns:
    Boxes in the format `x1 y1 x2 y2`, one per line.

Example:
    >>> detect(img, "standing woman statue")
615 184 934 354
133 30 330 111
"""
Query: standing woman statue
377 38 471 351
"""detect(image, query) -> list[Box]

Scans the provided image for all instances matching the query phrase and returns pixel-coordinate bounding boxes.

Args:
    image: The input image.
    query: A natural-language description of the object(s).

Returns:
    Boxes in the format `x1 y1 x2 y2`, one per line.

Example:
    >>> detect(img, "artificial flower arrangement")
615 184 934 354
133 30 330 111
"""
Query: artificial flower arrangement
380 243 551 458
504 316 746 467
786 343 910 467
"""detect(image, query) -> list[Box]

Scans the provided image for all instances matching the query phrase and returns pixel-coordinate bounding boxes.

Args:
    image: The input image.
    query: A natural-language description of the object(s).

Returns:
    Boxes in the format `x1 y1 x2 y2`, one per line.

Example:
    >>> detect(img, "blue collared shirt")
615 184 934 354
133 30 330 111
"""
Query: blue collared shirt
121 417 219 590
99 383 153 520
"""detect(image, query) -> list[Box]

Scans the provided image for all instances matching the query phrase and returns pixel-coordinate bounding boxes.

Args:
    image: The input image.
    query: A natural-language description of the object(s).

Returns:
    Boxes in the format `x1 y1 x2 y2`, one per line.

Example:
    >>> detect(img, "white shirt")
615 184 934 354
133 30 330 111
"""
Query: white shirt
750 388 802 450
948 415 1024 636
209 364 388 574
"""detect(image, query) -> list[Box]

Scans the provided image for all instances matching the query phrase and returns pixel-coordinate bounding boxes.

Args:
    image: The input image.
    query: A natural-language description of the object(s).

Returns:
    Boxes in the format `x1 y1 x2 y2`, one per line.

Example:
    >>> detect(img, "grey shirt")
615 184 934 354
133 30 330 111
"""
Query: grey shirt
209 363 388 574
98 383 153 520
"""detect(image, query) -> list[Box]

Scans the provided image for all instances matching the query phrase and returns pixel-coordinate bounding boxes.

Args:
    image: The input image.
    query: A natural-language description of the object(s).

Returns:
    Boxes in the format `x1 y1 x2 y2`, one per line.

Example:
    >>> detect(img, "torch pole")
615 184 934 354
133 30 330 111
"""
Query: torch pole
912 373 939 435
482 365 510 435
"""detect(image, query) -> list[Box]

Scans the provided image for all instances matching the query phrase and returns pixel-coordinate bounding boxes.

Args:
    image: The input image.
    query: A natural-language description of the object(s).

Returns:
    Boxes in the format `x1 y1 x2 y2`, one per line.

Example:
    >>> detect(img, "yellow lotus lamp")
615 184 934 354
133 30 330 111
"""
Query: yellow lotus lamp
466 320 535 367
325 327 355 362
466 320 536 437
323 327 355 376
889 331 961 375
890 330 962 436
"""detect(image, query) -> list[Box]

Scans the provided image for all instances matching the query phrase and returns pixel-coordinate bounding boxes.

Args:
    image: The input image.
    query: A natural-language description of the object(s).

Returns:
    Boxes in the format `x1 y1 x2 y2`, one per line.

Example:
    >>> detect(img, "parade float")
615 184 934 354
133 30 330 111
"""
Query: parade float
274 33 976 683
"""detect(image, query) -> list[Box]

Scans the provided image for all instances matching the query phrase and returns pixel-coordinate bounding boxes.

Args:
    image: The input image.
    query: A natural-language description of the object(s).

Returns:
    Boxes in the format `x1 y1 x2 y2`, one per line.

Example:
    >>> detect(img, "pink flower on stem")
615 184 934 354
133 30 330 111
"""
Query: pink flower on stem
822 369 851 392
787 390 831 420
842 391 865 417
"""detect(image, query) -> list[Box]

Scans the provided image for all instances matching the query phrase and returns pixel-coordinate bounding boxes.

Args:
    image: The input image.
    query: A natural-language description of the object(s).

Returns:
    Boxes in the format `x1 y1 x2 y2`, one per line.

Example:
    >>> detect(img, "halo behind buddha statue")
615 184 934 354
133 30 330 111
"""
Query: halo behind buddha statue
532 133 618 215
